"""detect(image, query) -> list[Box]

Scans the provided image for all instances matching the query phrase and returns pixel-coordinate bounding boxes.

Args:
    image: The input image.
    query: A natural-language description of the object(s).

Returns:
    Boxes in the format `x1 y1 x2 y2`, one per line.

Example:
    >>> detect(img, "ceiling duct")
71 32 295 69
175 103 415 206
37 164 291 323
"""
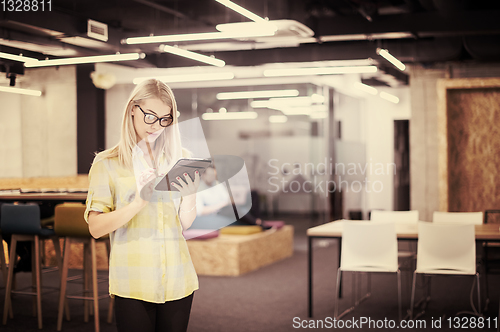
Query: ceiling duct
87 19 108 42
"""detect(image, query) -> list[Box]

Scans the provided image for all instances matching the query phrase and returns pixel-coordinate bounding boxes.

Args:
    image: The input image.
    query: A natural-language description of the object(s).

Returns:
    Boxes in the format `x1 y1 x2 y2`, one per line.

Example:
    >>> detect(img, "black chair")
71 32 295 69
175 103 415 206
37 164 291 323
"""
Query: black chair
1 203 63 329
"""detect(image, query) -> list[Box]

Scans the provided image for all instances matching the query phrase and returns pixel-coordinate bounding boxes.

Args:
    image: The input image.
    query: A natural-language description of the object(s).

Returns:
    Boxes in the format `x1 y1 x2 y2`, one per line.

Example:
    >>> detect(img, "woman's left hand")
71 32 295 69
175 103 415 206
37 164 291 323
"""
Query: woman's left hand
170 170 201 198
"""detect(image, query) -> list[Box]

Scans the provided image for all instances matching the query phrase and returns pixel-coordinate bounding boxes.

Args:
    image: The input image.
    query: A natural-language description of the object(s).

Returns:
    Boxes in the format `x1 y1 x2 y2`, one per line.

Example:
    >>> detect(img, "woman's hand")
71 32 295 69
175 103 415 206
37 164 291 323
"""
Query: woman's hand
134 167 156 207
171 171 200 198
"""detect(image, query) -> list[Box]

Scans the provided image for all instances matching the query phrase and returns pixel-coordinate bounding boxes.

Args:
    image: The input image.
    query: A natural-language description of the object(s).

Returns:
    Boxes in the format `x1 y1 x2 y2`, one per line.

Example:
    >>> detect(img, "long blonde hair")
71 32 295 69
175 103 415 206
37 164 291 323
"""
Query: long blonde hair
95 79 183 169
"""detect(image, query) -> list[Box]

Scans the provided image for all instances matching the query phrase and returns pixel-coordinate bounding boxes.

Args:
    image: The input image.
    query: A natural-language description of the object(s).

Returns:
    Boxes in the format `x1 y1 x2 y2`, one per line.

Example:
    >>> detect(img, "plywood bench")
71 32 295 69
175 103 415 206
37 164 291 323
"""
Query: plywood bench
186 225 294 276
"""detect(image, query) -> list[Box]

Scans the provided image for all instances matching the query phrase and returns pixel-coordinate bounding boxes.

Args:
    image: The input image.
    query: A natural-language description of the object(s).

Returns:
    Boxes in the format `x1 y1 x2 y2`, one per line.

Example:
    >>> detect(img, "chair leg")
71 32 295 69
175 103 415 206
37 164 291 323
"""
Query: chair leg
482 260 490 312
476 273 481 314
104 239 113 324
57 238 72 331
397 270 402 322
91 238 100 332
83 242 89 322
34 235 43 329
3 236 18 324
334 268 342 318
409 271 417 320
52 237 70 320
0 236 8 288
32 240 37 317
107 297 114 324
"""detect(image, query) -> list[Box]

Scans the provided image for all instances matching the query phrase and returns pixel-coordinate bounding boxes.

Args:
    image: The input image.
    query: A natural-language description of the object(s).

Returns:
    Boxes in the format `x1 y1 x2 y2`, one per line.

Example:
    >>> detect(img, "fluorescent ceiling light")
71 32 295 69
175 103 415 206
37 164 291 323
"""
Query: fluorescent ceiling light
264 65 378 77
217 89 299 100
376 48 406 71
0 86 42 96
309 111 328 119
280 107 312 115
125 29 275 45
320 32 413 43
160 45 225 67
269 115 287 123
353 82 378 95
24 53 143 67
216 21 277 33
251 94 325 108
379 91 399 104
215 0 267 23
268 95 323 106
202 111 258 120
0 52 38 63
134 72 234 84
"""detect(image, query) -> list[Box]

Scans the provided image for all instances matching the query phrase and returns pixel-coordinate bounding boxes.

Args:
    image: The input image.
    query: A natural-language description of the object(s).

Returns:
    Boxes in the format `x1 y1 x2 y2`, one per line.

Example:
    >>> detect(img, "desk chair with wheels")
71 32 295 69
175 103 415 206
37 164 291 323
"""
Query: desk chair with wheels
334 221 402 321
410 222 480 319
1 203 63 330
54 202 113 332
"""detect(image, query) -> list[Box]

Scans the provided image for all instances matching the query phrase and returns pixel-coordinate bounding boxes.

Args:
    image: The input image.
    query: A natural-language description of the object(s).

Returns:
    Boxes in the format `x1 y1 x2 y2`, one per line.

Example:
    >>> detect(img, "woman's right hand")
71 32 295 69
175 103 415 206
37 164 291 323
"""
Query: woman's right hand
134 168 156 207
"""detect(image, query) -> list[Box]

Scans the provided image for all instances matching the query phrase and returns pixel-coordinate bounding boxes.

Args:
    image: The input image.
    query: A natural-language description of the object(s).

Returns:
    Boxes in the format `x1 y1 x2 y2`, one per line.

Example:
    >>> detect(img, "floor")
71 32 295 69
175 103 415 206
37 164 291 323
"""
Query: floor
0 214 499 331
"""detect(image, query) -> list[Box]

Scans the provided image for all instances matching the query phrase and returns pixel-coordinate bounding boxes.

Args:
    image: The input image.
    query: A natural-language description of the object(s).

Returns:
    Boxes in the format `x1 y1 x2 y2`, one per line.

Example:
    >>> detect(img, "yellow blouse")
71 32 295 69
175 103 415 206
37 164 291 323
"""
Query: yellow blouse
84 153 199 303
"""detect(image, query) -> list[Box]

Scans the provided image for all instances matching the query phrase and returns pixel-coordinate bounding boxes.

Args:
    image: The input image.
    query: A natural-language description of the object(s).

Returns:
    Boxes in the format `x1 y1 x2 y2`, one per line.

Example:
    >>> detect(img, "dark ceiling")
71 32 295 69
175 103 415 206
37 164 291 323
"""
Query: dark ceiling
1 0 500 79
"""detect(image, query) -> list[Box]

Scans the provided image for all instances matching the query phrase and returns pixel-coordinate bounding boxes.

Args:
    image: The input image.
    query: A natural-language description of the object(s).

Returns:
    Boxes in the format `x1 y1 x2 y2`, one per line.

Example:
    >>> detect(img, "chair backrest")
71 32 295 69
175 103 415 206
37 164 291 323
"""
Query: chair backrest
54 203 91 237
484 210 500 224
1 203 42 235
370 210 419 224
433 211 483 225
416 221 476 275
341 221 398 272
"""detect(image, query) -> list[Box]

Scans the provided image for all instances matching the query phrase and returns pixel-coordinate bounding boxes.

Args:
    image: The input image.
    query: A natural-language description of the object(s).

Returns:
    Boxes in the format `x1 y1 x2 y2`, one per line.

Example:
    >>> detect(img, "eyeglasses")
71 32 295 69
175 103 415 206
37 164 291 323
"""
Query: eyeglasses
135 105 173 127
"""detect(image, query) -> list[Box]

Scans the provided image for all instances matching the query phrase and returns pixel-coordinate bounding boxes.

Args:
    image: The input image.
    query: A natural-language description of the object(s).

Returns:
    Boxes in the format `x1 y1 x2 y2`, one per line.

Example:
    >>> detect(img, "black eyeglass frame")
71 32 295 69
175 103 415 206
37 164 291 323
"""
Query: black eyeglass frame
135 105 173 127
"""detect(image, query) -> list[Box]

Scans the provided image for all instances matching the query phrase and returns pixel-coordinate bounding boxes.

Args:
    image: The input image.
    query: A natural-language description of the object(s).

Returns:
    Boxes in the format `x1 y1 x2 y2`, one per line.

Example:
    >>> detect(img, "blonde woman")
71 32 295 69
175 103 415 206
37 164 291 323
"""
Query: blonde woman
85 79 200 332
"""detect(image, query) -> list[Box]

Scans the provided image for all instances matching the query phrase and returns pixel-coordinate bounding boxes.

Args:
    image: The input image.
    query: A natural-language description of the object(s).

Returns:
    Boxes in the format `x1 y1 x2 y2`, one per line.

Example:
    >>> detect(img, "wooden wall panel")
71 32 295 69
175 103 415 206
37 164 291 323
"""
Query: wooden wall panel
442 83 500 212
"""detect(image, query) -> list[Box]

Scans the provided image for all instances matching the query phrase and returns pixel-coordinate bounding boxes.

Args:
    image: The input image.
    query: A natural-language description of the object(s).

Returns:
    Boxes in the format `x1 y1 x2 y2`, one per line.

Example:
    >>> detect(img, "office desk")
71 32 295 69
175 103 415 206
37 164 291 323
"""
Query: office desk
307 220 500 317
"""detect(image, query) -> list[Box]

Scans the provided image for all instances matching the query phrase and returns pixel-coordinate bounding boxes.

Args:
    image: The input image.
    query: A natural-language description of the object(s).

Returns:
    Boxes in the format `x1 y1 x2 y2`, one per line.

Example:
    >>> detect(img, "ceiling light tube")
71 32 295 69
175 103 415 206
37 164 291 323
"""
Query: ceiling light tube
269 115 287 123
217 89 299 100
263 65 378 77
379 91 399 104
376 48 406 71
202 111 258 120
309 111 328 119
214 0 267 23
280 108 312 115
125 29 275 45
0 86 42 96
216 21 277 33
0 52 38 63
134 72 234 84
160 45 225 67
353 82 378 95
24 53 143 67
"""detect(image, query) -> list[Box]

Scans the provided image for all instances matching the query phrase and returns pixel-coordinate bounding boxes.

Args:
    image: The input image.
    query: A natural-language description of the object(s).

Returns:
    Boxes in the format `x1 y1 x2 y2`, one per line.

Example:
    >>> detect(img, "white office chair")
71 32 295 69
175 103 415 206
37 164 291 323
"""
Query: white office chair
335 221 402 321
371 210 419 258
410 222 480 319
433 211 483 225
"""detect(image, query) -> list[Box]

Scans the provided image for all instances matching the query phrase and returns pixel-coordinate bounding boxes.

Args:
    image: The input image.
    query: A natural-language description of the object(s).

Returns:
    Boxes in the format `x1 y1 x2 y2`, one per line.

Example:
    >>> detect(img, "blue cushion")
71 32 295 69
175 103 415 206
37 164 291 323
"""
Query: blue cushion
1 203 53 236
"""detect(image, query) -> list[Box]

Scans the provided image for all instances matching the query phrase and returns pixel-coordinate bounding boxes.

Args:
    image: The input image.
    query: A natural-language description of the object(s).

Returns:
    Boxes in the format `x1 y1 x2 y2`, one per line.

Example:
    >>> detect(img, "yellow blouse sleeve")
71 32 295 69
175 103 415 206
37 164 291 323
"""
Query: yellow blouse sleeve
84 158 115 222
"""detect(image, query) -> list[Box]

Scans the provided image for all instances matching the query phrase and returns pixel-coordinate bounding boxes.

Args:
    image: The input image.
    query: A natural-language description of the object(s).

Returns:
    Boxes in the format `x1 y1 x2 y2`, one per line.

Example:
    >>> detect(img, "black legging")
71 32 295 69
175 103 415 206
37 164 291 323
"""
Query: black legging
114 292 194 332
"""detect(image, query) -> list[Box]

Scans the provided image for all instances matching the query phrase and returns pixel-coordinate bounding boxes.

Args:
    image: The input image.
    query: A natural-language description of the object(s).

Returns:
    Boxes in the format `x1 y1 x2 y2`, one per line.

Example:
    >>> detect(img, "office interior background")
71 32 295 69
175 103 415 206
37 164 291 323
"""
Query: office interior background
1 0 500 331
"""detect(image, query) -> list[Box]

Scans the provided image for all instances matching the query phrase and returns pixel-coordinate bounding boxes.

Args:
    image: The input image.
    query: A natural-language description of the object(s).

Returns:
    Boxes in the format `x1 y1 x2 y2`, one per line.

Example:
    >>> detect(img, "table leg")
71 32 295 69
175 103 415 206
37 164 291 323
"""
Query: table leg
338 238 343 298
308 236 313 317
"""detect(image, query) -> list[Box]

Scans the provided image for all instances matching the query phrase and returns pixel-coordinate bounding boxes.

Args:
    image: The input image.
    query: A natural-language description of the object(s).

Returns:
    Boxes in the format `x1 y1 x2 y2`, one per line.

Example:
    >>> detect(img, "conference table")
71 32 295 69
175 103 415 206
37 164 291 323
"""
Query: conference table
307 219 500 318
0 192 88 204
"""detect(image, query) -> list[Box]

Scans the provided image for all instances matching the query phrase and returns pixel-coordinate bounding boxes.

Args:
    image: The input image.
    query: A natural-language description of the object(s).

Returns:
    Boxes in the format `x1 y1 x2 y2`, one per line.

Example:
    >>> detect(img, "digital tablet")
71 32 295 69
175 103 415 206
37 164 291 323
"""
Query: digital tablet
155 158 212 191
